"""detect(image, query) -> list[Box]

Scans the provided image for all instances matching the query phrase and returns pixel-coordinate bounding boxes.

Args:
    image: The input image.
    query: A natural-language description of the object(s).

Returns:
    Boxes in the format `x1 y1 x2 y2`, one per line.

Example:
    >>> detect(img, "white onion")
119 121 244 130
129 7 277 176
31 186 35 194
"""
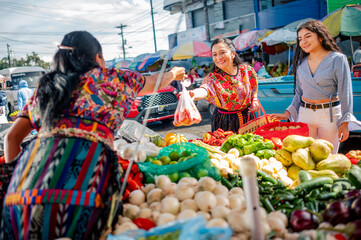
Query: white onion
149 202 161 212
267 217 286 233
178 177 198 187
161 196 180 215
139 202 149 209
155 175 172 190
124 205 140 220
142 184 155 195
177 209 197 220
136 208 152 219
157 213 176 226
212 184 229 196
151 210 161 223
129 190 145 206
163 182 177 196
147 188 164 204
198 177 216 192
113 222 138 235
197 211 211 221
180 199 198 212
267 211 288 227
118 217 132 225
206 218 229 228
227 210 250 233
215 195 230 208
195 191 216 212
229 187 244 196
175 184 195 201
211 206 231 219
228 194 246 211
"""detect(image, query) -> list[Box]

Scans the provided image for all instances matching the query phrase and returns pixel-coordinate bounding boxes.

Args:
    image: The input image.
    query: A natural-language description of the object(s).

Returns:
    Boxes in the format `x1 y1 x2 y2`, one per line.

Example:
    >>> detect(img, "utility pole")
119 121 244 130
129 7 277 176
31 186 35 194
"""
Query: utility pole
7 44 11 68
150 0 157 52
115 23 128 60
203 0 211 42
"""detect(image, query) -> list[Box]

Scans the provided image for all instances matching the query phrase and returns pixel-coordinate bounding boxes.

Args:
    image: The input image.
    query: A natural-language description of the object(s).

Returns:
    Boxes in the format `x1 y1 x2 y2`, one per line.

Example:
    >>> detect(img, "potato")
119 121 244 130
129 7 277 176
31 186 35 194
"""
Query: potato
289 126 296 129
275 126 282 131
281 126 288 130
269 128 275 131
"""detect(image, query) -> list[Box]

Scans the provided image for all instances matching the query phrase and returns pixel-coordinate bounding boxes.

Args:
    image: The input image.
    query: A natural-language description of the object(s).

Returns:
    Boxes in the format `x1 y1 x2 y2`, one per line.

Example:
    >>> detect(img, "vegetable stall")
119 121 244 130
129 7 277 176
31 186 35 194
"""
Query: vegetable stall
106 124 361 240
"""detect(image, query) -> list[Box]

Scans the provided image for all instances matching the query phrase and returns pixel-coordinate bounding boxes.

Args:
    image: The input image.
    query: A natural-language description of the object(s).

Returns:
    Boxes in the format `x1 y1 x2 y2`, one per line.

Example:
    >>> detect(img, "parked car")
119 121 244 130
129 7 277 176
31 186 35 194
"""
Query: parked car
126 72 179 124
0 66 46 113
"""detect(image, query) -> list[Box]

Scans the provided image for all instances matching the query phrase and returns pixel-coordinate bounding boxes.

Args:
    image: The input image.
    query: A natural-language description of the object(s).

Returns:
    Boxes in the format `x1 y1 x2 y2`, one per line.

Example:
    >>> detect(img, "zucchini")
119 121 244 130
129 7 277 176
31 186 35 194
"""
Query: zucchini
347 165 361 189
297 170 312 183
295 176 333 192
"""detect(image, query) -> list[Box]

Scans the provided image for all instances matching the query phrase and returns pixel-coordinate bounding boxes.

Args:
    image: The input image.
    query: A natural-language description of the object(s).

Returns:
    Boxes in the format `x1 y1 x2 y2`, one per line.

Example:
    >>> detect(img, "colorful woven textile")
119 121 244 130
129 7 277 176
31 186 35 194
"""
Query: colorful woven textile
1 67 144 240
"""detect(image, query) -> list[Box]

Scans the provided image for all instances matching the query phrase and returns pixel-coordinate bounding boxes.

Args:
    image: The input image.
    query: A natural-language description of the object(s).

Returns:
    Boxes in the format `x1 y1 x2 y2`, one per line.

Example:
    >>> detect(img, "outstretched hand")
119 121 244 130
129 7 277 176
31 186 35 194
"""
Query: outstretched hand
170 67 187 80
270 113 289 121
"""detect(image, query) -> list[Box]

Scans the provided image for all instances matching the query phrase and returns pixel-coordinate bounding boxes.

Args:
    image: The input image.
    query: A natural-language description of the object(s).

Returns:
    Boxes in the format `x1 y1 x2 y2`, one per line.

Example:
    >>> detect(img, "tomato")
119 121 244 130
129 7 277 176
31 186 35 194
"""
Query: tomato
133 218 156 230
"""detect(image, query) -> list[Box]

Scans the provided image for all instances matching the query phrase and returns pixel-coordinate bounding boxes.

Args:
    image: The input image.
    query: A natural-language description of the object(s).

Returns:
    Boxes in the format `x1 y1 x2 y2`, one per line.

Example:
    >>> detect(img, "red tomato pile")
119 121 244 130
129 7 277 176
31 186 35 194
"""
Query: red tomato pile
174 107 202 127
202 128 234 146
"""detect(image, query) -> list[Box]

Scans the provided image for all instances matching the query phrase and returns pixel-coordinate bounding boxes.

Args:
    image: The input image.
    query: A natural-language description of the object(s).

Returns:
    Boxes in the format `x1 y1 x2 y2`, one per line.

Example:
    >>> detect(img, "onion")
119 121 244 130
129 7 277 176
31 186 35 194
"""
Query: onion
129 190 145 206
124 205 140 220
175 184 195 201
267 211 288 227
229 187 244 196
228 194 246 211
197 211 211 221
227 210 250 233
142 184 155 195
216 195 230 208
178 177 198 187
195 191 217 212
136 208 152 219
211 206 231 219
147 188 164 204
118 217 132 225
266 217 286 236
206 218 229 228
113 222 138 235
198 177 216 192
161 196 180 215
151 210 161 223
155 175 172 190
157 213 176 226
180 199 198 212
163 182 177 196
177 209 197 220
149 202 161 212
213 184 229 196
139 202 149 209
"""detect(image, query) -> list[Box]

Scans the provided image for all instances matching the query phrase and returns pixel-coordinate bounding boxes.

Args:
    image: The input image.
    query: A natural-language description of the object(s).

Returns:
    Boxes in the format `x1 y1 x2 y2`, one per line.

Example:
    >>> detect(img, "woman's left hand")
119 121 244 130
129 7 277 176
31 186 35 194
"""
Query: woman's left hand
249 99 260 112
170 67 187 80
338 122 349 142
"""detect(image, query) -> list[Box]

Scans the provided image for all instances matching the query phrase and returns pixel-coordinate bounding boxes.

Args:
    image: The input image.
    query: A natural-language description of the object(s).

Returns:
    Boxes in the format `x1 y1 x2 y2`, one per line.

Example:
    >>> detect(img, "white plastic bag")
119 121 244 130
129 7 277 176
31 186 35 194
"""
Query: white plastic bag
173 84 202 126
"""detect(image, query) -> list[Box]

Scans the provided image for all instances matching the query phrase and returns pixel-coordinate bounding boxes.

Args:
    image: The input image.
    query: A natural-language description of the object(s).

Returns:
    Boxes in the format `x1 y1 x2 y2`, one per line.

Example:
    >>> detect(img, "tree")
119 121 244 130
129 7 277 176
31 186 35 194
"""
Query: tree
0 52 50 70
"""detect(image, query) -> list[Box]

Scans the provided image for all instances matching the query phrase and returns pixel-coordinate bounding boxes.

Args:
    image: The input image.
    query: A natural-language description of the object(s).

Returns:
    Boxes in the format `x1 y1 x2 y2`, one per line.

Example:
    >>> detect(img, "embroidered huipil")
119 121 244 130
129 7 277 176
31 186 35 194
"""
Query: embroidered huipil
200 65 258 111
286 51 361 130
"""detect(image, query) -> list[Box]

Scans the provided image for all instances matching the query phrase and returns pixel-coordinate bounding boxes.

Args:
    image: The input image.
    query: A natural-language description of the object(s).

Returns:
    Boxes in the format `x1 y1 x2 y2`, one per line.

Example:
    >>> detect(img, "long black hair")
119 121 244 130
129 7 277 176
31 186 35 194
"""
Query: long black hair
293 20 341 91
211 38 243 72
36 31 102 128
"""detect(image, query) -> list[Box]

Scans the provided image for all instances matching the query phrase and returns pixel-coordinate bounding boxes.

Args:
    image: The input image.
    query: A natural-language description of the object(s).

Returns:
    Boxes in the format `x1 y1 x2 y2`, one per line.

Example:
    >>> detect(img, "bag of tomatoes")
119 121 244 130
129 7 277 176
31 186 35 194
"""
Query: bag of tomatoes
173 85 202 127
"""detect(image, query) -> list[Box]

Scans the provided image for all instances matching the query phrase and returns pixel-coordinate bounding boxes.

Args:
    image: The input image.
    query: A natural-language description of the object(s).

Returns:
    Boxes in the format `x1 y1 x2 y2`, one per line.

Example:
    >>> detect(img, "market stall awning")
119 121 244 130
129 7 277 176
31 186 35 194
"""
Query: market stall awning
170 41 211 60
233 29 270 51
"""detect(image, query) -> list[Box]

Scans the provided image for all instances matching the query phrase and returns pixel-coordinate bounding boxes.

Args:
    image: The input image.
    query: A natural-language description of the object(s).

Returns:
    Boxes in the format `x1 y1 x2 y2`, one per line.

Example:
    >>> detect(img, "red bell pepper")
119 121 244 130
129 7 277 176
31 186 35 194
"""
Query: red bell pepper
270 137 282 149
133 218 156 230
123 189 130 201
127 178 141 191
134 172 144 184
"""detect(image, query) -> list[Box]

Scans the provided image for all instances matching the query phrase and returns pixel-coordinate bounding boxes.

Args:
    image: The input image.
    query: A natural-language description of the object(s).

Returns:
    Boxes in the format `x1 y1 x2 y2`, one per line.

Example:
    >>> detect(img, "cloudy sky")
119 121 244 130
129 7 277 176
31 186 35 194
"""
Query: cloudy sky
0 0 186 62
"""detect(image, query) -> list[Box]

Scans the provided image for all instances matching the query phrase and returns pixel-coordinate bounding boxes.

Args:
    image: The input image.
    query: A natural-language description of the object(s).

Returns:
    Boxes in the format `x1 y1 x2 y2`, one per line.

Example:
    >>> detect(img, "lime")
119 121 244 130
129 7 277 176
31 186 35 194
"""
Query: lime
169 151 180 162
196 168 209 179
159 156 171 165
151 159 163 165
168 172 179 182
178 157 187 162
179 172 192 179
169 161 178 164
181 150 191 157
145 155 154 162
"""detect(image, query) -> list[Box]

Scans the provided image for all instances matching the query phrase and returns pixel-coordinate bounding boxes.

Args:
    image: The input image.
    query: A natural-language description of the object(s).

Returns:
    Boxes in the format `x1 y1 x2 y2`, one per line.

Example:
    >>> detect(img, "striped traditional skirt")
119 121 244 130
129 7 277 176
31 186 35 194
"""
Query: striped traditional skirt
211 106 253 133
1 136 123 240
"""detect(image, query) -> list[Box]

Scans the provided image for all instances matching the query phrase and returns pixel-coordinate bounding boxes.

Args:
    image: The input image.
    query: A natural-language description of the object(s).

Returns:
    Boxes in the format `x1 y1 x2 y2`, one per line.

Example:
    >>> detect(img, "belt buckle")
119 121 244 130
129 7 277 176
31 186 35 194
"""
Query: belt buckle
310 104 317 111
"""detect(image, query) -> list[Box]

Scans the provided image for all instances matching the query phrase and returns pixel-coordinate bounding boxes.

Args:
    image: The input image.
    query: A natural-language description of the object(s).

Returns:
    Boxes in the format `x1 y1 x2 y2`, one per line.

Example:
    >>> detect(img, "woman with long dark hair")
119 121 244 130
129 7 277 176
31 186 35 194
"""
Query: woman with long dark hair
272 20 361 153
189 38 259 133
1 31 186 239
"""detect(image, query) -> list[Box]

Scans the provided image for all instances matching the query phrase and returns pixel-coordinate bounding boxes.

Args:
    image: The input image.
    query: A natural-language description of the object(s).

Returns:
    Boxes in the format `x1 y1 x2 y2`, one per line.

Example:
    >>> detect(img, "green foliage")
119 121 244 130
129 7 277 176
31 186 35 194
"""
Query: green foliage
0 52 50 70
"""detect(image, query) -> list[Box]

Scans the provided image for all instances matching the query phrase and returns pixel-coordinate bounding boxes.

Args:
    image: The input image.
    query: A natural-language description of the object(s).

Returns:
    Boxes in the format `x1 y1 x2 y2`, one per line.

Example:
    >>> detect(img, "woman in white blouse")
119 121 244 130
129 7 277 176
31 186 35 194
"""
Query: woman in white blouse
272 20 361 153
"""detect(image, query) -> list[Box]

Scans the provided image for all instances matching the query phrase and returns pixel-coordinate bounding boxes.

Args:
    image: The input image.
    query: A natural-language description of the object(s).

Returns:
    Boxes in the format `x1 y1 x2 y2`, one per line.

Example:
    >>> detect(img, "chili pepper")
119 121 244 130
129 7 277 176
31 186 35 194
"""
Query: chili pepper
134 172 144 184
257 170 278 184
293 198 305 209
220 141 233 153
127 178 141 191
277 202 294 210
263 149 276 159
273 194 295 205
230 177 238 187
275 189 294 195
221 177 233 189
237 180 243 188
317 191 337 200
307 189 320 200
123 188 130 201
133 218 156 230
256 149 266 158
305 199 318 213
261 198 274 213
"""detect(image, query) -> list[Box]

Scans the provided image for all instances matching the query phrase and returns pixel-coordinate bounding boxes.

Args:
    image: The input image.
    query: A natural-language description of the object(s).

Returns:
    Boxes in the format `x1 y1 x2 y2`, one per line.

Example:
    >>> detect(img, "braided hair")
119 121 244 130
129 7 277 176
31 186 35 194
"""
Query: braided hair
293 20 341 92
211 38 243 72
36 31 102 129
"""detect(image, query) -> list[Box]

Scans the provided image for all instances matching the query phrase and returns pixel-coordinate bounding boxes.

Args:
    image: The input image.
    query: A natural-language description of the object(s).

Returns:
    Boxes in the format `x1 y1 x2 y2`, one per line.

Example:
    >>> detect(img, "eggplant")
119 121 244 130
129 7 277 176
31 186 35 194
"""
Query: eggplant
345 189 361 198
290 210 319 232
351 197 361 218
322 200 352 225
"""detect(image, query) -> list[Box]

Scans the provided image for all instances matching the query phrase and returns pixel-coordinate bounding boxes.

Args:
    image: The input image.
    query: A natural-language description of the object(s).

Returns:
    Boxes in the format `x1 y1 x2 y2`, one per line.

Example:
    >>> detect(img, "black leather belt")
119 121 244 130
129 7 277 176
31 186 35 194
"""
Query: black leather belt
300 100 340 111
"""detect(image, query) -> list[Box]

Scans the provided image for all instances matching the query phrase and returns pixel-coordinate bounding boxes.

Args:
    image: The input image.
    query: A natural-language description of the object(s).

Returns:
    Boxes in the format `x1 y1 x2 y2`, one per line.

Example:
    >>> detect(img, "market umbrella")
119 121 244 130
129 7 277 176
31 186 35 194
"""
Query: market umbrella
137 50 169 70
114 60 132 68
171 41 211 60
233 29 270 51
